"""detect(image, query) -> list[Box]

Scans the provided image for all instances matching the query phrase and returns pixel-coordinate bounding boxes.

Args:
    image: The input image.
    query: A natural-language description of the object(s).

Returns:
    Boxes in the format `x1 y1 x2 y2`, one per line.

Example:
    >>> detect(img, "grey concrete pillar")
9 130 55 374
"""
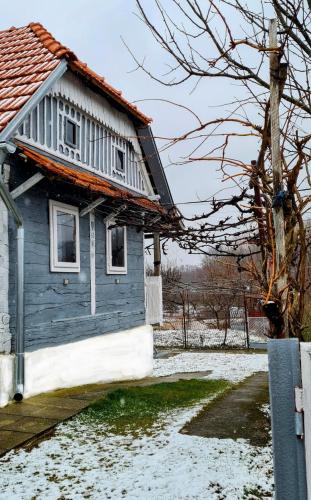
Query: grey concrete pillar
268 339 307 500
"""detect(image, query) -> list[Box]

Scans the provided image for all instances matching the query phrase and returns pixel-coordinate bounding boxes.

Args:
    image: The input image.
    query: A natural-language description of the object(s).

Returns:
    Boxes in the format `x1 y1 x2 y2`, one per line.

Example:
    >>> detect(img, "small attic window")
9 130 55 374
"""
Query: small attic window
64 117 79 148
115 148 125 172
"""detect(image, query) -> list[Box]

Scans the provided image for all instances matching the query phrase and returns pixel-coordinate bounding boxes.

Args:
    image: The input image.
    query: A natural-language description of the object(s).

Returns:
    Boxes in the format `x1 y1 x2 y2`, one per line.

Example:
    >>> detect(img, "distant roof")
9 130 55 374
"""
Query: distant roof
0 23 152 133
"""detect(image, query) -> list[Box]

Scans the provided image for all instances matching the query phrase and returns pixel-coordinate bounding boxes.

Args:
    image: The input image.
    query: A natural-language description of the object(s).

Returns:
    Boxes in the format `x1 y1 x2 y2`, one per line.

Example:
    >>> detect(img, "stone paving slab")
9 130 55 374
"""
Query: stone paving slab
0 401 87 457
0 414 19 427
0 416 59 433
1 402 83 420
0 430 35 451
26 396 89 410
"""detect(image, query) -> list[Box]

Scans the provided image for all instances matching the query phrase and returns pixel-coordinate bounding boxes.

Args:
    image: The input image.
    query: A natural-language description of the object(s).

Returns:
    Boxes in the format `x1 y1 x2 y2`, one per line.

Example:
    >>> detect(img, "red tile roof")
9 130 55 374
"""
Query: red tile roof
18 144 164 214
0 23 152 133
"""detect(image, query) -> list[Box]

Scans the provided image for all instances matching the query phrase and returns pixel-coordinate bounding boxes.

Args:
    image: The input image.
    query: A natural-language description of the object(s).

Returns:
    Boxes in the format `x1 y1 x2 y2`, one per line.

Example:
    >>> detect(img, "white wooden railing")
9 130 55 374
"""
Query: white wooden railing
145 276 163 325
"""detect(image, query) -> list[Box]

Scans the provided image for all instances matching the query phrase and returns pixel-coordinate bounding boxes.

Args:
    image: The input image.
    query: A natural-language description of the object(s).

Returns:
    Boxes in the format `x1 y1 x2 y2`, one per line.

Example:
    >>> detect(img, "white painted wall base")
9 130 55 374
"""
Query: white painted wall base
0 354 14 407
0 324 153 407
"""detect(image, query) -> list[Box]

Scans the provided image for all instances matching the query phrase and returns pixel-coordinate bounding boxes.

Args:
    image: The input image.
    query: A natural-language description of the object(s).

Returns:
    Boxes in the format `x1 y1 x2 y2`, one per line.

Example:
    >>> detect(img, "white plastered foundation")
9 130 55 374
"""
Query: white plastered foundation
0 324 153 407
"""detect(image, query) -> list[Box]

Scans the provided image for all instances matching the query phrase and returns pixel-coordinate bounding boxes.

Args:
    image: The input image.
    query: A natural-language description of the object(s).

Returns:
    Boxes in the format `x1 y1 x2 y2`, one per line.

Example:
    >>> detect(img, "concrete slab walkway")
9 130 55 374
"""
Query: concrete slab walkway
180 372 269 446
0 370 212 456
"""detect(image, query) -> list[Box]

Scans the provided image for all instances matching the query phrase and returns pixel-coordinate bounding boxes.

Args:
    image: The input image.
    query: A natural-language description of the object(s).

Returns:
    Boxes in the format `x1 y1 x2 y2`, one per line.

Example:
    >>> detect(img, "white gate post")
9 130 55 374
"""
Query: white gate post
145 276 163 325
301 343 311 498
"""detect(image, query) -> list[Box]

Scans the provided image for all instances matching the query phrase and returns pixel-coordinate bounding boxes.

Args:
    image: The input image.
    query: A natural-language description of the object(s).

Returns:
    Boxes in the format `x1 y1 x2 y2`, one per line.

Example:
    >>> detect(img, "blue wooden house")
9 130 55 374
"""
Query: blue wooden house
0 23 175 406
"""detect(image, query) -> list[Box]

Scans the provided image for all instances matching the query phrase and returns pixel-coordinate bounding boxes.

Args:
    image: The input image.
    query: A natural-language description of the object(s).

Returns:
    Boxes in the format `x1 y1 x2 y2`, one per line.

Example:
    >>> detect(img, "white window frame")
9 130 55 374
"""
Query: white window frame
106 219 127 274
49 200 80 273
115 147 125 172
112 142 126 181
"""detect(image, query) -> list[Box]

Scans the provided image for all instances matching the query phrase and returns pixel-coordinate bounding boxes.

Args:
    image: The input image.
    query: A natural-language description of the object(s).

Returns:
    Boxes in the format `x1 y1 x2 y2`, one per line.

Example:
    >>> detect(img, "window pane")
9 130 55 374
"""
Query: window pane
111 226 125 267
65 120 76 146
57 211 77 263
67 122 75 144
116 149 125 172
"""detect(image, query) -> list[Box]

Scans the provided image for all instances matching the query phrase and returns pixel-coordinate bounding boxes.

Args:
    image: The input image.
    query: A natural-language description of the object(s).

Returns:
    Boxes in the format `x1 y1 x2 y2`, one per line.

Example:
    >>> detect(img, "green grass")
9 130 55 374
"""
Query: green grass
80 379 232 435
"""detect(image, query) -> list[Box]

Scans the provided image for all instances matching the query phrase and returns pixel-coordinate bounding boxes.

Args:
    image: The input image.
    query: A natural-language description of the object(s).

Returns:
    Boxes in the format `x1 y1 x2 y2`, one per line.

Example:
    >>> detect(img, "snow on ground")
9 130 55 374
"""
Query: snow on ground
0 403 273 500
154 351 268 382
154 328 266 349
0 351 272 499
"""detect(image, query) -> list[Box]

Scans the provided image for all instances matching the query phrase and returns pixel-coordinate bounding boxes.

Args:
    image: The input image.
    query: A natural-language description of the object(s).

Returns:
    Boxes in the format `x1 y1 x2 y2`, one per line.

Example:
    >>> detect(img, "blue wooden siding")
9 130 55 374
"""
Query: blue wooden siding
8 159 145 352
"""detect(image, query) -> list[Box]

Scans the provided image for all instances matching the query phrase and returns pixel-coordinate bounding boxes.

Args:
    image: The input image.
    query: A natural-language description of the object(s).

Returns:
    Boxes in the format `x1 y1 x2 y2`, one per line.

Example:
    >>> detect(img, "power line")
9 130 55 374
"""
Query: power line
166 188 311 208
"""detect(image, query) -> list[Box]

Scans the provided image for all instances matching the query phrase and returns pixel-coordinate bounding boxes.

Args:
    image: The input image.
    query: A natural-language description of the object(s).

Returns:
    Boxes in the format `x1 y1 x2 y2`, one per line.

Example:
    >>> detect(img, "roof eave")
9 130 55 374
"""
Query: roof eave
137 125 175 209
17 143 165 215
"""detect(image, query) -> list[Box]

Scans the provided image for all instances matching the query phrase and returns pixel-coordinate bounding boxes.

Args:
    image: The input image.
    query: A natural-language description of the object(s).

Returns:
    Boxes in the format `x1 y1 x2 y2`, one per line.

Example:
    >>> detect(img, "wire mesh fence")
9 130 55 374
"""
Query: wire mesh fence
154 283 269 350
248 316 270 342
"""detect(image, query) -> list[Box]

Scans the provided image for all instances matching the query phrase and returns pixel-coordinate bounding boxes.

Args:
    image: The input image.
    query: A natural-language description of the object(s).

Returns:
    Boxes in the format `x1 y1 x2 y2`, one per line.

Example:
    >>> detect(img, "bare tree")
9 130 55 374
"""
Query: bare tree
162 262 183 314
132 0 311 339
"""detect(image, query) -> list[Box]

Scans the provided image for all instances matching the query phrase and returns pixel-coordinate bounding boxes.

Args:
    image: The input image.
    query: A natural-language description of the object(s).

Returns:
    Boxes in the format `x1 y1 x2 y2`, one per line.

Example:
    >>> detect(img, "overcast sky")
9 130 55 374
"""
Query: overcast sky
1 1 257 266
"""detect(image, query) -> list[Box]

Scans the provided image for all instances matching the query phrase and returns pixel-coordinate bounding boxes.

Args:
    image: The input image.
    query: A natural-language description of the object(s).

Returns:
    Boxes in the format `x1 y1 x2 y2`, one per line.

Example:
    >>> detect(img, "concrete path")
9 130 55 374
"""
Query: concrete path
180 372 270 446
0 370 211 456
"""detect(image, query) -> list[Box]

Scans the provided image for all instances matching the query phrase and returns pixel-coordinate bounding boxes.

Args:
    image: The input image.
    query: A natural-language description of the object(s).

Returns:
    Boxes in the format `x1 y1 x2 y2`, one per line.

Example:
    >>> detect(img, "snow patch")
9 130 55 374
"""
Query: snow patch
0 397 273 499
153 351 268 383
154 328 265 349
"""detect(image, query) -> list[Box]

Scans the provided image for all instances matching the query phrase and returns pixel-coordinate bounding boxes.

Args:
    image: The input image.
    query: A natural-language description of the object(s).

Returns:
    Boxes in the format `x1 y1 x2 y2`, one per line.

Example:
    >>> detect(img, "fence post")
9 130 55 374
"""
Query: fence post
300 343 311 498
244 292 250 349
268 339 307 500
181 290 187 349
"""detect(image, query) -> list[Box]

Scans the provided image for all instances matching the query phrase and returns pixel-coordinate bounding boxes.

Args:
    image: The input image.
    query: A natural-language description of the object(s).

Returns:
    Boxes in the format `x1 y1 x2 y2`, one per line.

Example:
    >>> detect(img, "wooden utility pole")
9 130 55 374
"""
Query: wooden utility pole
153 233 161 276
251 159 265 261
269 18 288 337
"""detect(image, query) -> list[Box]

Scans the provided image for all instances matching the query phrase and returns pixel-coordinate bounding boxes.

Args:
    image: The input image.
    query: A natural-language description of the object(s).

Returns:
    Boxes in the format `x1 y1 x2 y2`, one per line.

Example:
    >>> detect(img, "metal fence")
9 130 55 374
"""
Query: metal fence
154 309 269 350
248 316 270 342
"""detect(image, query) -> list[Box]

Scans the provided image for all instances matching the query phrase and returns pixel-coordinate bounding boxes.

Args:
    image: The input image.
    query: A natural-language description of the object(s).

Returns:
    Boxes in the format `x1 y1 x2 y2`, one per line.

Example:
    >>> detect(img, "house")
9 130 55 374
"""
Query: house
0 23 176 407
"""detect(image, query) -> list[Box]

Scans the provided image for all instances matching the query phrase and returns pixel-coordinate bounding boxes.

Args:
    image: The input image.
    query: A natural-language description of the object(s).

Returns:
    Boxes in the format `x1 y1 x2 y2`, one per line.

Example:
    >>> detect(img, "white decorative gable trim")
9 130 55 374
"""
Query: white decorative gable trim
51 72 142 151
14 71 155 197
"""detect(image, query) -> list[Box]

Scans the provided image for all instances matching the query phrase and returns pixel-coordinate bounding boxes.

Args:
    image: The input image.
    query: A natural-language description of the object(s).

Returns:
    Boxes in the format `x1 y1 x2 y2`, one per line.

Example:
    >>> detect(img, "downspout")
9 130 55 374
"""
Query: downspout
0 142 24 401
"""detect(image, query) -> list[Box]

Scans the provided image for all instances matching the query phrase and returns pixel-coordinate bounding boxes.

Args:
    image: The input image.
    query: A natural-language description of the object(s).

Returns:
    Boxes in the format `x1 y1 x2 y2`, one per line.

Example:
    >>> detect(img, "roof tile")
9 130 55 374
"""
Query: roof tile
0 23 151 133
0 82 41 99
0 110 16 126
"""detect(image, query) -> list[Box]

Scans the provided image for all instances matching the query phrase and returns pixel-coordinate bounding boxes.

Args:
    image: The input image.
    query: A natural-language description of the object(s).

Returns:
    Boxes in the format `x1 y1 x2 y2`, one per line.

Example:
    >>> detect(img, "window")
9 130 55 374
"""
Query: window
106 220 127 274
115 148 125 172
64 117 79 148
49 200 80 272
